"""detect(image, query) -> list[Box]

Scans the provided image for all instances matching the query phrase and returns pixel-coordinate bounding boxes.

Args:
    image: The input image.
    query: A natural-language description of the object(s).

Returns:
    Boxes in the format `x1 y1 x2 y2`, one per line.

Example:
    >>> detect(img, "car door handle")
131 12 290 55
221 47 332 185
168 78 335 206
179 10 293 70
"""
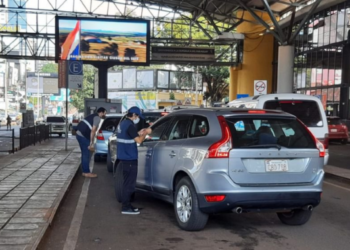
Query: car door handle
169 151 176 157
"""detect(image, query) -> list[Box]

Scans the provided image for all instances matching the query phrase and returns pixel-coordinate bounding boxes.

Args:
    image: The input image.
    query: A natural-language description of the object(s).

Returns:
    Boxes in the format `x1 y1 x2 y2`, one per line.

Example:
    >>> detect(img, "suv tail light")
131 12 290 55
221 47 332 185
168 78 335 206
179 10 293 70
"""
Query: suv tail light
318 133 329 150
205 195 226 202
206 116 232 158
298 120 325 158
96 130 105 140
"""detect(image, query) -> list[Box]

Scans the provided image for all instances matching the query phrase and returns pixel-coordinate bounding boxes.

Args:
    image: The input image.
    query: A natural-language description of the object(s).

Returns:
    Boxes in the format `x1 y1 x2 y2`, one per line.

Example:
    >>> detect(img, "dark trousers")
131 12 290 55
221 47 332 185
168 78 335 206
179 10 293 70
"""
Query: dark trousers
7 123 11 130
76 135 91 173
121 160 138 210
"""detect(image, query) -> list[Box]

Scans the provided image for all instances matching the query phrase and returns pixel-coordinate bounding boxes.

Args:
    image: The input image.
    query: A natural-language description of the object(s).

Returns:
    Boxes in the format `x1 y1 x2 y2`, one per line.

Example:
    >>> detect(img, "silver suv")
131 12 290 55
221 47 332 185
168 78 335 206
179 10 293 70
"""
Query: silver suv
114 108 325 231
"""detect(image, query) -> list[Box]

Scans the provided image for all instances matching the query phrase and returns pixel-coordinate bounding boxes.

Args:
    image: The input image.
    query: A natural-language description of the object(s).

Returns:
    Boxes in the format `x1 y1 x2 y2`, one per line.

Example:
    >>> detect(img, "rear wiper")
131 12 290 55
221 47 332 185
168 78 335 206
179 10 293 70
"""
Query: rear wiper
244 144 282 150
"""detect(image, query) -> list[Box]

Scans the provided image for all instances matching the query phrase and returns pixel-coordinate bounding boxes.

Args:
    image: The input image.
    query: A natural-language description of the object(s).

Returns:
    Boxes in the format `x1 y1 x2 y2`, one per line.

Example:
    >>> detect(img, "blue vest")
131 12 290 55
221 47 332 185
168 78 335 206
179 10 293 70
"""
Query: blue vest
117 119 138 161
76 114 98 140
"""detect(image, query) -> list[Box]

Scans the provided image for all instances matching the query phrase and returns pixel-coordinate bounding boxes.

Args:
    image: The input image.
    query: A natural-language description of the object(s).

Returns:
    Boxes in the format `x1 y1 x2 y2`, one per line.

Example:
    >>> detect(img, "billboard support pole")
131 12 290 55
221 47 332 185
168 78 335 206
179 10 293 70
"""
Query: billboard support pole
97 66 108 99
65 84 68 151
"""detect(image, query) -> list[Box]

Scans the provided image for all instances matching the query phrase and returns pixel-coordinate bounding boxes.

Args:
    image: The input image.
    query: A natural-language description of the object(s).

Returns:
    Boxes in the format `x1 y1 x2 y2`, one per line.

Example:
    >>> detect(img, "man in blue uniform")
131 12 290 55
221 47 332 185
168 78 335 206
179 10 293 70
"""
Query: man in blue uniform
117 106 152 215
76 107 107 178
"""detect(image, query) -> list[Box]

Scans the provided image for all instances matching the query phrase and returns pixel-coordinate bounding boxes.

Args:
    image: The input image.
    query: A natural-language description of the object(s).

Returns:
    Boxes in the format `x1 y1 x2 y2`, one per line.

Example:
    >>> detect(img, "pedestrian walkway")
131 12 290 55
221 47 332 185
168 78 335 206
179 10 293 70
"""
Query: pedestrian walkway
0 137 80 250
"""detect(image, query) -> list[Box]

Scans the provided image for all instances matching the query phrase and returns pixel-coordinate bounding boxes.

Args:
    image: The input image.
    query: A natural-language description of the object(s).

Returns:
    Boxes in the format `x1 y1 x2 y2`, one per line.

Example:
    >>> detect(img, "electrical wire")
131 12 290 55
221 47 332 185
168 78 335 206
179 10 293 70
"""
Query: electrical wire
243 35 266 52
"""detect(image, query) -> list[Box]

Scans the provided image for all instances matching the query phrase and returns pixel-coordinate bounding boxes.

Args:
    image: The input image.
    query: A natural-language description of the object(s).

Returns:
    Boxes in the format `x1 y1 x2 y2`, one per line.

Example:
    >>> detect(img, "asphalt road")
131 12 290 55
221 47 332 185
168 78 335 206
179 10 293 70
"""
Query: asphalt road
39 161 350 250
328 143 350 169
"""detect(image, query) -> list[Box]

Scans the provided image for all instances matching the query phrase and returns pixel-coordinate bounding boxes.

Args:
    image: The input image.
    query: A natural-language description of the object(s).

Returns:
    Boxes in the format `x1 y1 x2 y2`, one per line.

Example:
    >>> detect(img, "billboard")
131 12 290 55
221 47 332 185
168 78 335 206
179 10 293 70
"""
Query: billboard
26 72 59 94
152 47 215 62
56 17 150 65
108 91 156 112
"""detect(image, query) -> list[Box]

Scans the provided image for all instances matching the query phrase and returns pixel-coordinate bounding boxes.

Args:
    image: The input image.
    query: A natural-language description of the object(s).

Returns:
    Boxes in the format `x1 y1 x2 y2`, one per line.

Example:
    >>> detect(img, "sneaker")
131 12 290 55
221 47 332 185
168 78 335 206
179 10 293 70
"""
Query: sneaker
122 208 140 215
130 205 139 212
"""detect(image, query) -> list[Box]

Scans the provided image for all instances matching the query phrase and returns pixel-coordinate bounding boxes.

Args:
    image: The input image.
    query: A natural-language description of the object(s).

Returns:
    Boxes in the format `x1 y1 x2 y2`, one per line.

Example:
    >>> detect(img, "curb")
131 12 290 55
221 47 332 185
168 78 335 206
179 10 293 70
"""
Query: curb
325 172 350 184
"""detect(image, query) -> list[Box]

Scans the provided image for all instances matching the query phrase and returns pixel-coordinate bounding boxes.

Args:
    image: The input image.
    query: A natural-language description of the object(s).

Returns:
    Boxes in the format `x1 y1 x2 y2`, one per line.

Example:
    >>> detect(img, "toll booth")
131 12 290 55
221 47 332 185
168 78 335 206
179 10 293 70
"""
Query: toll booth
84 98 122 117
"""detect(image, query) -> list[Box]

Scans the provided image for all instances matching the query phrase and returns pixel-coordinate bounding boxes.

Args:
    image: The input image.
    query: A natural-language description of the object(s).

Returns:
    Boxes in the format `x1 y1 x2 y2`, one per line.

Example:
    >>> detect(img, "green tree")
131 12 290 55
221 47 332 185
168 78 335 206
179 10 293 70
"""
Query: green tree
41 63 58 73
199 66 229 104
70 65 95 112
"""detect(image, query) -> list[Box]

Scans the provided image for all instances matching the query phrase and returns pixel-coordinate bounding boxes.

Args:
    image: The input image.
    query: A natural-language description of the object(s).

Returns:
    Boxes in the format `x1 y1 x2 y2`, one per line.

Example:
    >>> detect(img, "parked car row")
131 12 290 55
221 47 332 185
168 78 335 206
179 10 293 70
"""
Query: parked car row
108 107 325 231
89 95 345 231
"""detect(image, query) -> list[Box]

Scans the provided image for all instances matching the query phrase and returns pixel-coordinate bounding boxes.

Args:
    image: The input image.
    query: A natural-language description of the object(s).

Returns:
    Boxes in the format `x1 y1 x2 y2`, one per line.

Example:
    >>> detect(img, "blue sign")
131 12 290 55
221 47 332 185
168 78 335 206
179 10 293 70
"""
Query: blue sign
237 94 249 99
50 88 71 102
69 61 83 75
68 61 83 89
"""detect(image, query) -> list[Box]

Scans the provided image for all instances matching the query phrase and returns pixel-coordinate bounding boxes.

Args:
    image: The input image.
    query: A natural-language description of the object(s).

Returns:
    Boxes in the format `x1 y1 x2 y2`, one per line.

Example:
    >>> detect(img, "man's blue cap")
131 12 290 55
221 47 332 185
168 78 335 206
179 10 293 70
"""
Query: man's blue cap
128 106 144 119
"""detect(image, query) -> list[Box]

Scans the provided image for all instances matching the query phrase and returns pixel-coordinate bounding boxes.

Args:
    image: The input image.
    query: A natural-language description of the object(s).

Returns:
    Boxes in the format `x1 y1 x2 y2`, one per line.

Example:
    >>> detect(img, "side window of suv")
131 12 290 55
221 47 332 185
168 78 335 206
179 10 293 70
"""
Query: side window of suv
189 116 209 138
166 116 191 140
145 118 172 142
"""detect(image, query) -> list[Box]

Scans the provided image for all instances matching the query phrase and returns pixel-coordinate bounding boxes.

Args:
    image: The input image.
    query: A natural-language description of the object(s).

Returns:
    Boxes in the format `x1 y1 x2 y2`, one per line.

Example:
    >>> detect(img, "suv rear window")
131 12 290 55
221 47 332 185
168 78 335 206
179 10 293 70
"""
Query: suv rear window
225 117 316 149
263 100 323 127
327 118 341 125
47 117 65 123
102 117 122 132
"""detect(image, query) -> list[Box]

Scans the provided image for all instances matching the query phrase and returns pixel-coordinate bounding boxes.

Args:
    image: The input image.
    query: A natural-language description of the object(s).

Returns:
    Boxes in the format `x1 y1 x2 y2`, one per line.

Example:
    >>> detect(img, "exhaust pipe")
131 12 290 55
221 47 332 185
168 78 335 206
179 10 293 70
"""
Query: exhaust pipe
233 207 243 214
303 205 313 211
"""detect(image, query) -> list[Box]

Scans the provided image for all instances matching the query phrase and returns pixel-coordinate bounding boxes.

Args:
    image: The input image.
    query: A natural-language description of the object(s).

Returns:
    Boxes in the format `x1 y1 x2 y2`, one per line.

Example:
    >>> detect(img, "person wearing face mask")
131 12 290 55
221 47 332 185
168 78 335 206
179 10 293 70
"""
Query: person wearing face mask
75 107 107 178
117 106 152 215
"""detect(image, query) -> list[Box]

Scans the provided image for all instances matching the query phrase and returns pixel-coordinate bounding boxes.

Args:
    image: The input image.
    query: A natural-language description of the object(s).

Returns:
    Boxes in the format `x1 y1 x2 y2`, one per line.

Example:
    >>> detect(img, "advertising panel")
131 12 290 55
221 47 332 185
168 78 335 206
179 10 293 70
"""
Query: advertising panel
108 72 122 89
137 71 154 89
152 47 215 62
56 17 150 65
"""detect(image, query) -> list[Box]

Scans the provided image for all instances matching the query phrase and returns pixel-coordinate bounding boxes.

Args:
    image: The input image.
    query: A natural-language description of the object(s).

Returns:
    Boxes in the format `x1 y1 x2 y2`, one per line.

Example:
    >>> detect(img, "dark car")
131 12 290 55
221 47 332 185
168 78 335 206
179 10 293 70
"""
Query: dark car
327 116 349 144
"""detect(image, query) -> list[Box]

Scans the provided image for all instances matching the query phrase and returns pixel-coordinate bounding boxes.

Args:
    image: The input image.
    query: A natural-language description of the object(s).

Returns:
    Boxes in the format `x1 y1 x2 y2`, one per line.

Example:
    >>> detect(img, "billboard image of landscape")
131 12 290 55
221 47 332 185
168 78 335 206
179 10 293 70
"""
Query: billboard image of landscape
57 17 149 64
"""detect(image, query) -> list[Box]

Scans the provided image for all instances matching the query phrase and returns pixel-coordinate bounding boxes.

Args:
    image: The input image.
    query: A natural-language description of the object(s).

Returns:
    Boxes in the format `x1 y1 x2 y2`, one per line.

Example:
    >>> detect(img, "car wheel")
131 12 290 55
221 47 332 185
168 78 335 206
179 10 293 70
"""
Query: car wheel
174 177 208 231
114 162 123 203
341 139 347 145
277 209 312 225
107 150 113 173
94 154 101 162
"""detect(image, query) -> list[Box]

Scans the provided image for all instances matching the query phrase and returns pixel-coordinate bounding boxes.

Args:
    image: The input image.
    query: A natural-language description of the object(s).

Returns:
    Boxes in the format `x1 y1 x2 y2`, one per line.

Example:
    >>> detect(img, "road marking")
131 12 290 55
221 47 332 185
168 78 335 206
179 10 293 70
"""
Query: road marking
324 181 350 192
63 154 95 250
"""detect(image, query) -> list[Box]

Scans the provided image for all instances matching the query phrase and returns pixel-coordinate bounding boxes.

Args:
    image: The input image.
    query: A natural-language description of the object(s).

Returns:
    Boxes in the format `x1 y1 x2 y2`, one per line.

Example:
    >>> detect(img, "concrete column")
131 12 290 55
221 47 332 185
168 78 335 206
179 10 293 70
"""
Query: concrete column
277 45 294 93
229 66 238 101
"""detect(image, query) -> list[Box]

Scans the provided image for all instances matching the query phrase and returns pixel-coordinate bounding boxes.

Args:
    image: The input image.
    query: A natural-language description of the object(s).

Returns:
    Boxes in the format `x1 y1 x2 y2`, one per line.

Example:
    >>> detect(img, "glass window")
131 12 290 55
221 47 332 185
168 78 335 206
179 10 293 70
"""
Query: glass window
327 117 342 125
263 100 323 127
166 117 191 140
47 117 65 123
225 117 316 149
146 118 172 141
101 117 122 132
189 116 210 138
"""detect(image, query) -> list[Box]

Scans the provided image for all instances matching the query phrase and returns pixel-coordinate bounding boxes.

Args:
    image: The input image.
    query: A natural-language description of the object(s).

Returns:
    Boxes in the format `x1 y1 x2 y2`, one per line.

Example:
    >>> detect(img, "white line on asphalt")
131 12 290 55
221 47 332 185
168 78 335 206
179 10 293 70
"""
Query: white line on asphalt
324 181 350 192
63 154 95 250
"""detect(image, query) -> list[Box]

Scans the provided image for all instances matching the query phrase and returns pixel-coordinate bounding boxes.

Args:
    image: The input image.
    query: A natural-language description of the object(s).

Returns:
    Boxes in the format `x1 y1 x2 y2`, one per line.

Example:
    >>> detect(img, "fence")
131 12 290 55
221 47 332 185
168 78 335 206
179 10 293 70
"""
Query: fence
20 124 50 150
0 129 15 154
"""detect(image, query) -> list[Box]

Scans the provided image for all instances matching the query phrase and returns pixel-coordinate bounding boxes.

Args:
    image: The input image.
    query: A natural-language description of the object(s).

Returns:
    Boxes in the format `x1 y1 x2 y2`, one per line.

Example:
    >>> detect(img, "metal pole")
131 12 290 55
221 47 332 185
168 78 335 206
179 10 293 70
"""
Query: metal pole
65 86 68 151
37 73 39 122
195 66 198 106
12 128 14 153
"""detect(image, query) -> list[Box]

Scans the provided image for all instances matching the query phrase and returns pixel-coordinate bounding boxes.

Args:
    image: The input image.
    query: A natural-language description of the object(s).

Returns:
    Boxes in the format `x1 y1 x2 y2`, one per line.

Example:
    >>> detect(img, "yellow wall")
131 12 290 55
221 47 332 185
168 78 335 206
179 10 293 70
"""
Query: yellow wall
229 11 275 101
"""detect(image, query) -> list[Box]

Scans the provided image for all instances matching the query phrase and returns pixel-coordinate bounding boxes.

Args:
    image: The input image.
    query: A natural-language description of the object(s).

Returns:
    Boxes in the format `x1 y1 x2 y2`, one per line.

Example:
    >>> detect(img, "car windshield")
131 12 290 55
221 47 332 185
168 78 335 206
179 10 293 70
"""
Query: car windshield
47 117 65 123
328 118 341 125
263 100 323 127
225 117 316 149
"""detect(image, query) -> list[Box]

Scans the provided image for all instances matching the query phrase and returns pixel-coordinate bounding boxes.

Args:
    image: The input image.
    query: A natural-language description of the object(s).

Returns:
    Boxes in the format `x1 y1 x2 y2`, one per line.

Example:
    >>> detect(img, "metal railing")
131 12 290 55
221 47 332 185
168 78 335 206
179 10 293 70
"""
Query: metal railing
0 129 15 154
20 124 50 150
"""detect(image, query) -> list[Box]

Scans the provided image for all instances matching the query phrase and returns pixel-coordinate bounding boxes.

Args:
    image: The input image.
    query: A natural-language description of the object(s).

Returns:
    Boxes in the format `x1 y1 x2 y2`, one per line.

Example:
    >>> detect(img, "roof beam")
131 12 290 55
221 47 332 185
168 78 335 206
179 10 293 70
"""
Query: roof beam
288 0 322 44
235 0 284 44
262 0 286 43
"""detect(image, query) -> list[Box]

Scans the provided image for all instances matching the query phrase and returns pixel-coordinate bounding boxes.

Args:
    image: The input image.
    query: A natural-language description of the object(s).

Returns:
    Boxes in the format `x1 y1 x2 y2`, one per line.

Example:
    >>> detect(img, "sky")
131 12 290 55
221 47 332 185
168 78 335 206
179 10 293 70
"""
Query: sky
59 19 147 34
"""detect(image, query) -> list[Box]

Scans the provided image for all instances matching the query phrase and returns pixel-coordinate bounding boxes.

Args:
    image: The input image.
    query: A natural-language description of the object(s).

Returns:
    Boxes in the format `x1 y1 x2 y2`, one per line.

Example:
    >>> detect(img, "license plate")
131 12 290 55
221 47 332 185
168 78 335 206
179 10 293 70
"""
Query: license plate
265 160 289 172
331 129 337 132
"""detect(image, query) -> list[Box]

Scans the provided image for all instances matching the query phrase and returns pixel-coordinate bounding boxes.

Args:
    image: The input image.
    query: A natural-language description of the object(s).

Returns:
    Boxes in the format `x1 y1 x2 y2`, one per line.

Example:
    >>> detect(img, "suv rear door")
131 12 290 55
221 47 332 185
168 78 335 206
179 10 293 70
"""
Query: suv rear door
151 115 191 195
137 117 173 190
226 115 323 185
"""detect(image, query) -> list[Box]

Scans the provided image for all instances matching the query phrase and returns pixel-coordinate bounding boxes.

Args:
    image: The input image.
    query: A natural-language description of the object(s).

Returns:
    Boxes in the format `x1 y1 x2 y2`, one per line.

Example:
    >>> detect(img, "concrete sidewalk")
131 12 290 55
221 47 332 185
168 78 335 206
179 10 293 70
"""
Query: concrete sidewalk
0 137 80 250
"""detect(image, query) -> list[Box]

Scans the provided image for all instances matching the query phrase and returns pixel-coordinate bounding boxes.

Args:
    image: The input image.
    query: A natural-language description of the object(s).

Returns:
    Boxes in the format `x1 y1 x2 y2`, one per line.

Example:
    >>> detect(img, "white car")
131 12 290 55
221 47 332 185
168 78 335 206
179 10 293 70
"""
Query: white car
45 116 68 137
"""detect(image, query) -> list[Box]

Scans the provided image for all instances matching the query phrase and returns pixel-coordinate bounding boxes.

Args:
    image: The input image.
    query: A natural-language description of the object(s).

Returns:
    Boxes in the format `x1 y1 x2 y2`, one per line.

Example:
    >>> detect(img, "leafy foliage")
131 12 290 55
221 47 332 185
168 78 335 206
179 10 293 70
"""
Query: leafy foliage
70 65 95 112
